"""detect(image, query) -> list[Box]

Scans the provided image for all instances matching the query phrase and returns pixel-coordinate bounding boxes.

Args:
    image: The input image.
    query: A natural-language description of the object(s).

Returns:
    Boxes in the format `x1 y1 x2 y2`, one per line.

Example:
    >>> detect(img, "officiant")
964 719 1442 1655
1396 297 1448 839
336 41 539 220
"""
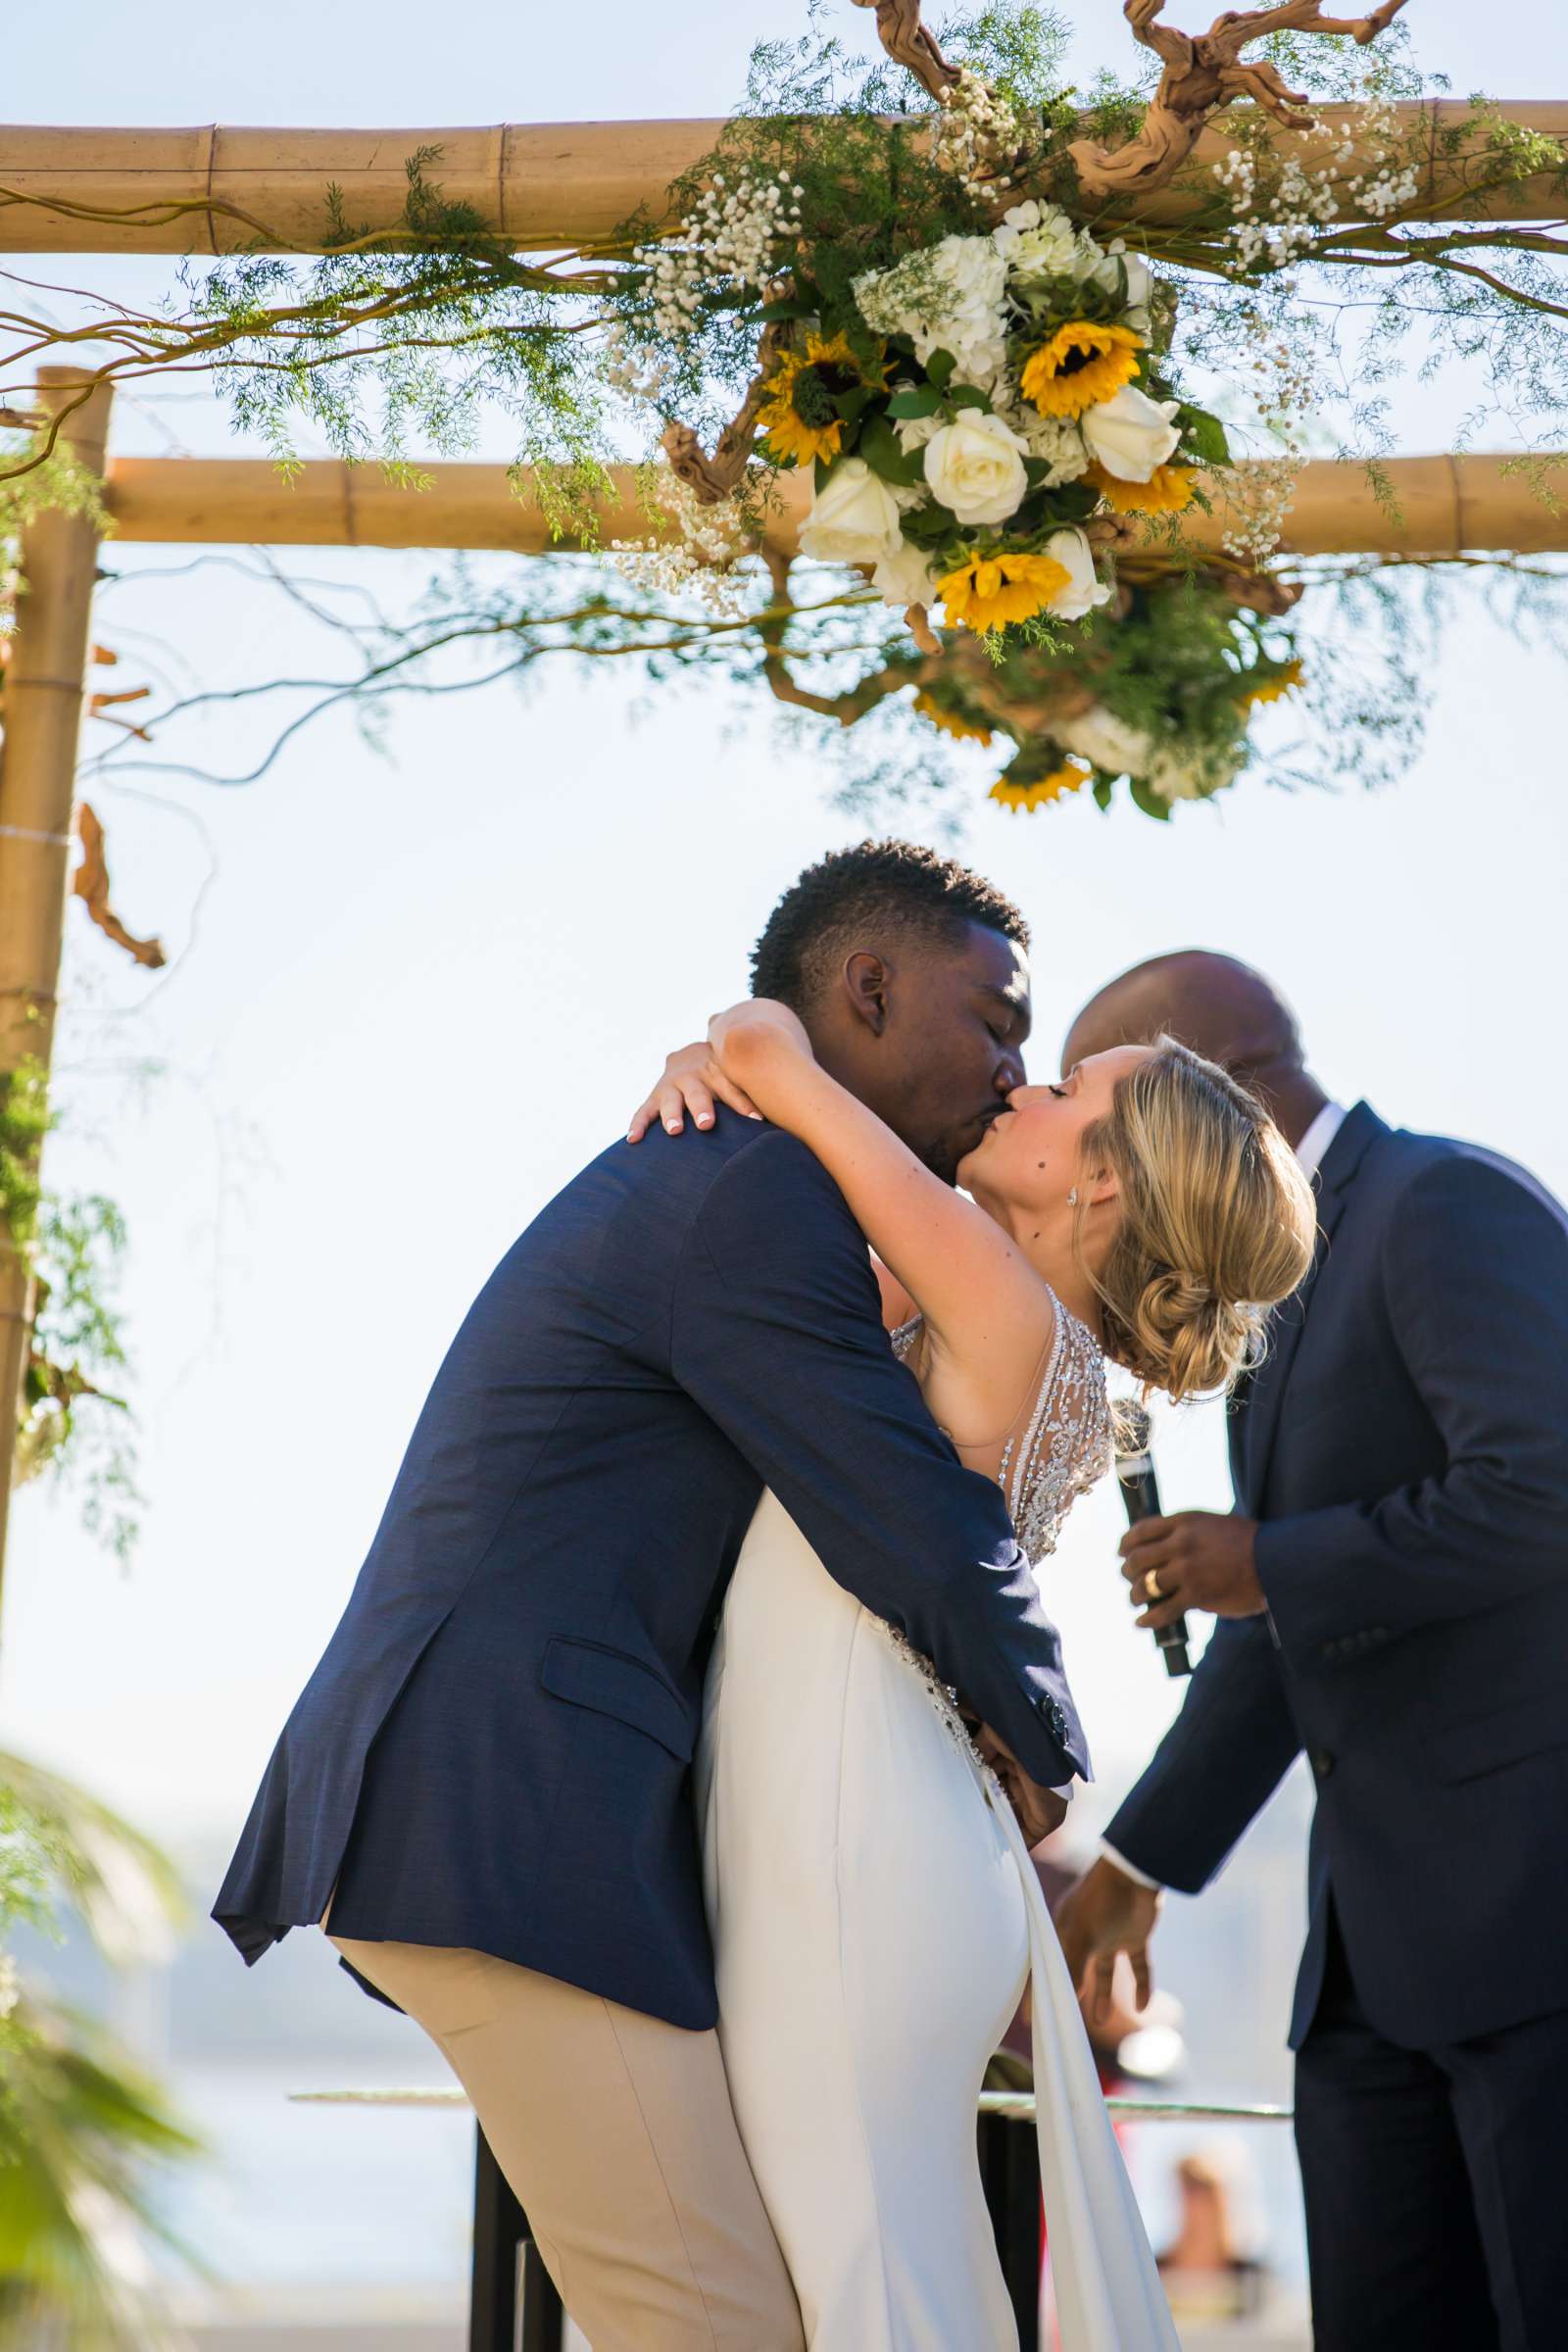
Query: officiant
1054 951 1568 2352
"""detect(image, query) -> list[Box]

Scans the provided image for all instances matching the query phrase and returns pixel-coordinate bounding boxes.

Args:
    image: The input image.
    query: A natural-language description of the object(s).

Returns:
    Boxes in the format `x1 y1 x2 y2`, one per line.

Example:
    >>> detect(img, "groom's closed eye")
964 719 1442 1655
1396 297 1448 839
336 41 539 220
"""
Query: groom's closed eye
979 988 1032 1049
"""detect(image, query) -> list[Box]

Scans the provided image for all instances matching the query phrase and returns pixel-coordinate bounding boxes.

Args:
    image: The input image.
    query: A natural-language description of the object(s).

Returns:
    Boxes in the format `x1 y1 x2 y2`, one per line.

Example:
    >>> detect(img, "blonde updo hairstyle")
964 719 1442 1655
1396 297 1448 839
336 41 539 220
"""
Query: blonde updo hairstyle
1074 1038 1317 1403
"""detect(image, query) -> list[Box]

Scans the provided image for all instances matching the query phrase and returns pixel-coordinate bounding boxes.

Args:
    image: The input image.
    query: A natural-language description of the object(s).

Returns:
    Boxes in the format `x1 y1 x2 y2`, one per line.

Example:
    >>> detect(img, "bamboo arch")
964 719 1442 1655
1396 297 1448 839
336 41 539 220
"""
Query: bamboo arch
92 451 1568 560
2 100 1566 257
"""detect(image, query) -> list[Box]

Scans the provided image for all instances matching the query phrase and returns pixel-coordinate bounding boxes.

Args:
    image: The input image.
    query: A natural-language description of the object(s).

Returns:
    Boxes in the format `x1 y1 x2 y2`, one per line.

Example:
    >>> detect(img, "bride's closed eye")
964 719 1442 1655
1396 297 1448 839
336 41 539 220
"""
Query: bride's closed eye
1048 1084 1067 1100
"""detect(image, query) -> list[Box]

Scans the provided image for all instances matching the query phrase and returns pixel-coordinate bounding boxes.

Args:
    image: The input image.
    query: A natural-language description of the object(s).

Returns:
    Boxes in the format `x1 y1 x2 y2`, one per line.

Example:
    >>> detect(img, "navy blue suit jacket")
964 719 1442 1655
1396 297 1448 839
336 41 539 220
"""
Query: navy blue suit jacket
1105 1103 1568 2050
215 1111 1087 2030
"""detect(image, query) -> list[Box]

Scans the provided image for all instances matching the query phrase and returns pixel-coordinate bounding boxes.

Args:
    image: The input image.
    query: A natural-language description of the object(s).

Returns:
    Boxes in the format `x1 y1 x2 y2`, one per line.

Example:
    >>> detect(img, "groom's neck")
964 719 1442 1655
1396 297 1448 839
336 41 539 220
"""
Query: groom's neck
808 1021 898 1126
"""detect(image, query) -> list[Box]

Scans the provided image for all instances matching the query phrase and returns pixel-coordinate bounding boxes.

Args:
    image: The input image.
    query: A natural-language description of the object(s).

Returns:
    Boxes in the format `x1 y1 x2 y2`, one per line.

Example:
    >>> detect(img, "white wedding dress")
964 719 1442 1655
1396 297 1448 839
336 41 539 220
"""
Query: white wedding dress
696 1298 1180 2351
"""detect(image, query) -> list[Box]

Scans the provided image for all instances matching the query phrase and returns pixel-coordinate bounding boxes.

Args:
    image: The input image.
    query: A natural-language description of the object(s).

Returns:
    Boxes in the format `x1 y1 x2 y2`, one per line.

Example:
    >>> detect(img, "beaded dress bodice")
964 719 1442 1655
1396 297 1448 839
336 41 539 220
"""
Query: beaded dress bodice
891 1288 1112 1565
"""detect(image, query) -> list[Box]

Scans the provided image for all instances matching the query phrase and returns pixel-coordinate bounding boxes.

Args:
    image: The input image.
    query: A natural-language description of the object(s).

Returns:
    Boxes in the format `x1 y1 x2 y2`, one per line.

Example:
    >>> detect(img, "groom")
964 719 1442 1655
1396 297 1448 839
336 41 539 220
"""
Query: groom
215 839 1087 2352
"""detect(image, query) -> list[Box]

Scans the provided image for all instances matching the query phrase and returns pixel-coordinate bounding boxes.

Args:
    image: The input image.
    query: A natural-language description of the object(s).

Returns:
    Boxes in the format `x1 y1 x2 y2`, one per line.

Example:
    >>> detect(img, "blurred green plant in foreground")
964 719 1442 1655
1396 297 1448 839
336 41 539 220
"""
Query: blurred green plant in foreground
0 1753 201 2348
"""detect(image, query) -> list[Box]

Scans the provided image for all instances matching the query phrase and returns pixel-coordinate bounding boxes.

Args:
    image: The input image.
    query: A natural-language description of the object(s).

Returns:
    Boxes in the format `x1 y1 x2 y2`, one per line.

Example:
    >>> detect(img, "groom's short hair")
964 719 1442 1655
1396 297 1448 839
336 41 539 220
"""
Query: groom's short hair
752 840 1029 1014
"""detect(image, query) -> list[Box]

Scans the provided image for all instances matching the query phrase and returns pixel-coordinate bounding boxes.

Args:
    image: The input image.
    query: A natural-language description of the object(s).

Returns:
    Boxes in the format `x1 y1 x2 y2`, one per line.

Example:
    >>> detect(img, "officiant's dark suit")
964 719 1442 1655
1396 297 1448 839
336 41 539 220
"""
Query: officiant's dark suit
1104 1100 1568 2352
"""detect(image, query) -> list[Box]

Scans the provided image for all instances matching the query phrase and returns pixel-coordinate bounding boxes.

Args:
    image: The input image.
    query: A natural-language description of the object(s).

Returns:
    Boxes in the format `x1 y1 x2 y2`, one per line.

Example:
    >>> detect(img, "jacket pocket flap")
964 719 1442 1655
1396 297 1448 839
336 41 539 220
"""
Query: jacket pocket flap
539 1638 695 1762
1431 1688 1568 1785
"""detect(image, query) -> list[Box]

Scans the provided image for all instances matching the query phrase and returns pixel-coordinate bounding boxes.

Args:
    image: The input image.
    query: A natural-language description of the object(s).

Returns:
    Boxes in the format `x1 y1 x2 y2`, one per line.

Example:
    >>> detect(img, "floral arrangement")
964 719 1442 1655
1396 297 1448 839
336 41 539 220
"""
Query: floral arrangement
601 0 1446 657
5 3 1565 823
585 0 1564 808
764 190 1225 647
910 565 1305 814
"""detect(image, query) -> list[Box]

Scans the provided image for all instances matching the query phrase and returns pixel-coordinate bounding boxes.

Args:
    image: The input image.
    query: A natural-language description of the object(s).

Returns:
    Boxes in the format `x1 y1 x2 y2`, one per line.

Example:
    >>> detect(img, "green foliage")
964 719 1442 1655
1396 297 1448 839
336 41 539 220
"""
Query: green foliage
180 149 616 536
21 1192 140 1561
0 1754 196 2347
0 435 108 545
943 5 1075 113
0 1063 138 1556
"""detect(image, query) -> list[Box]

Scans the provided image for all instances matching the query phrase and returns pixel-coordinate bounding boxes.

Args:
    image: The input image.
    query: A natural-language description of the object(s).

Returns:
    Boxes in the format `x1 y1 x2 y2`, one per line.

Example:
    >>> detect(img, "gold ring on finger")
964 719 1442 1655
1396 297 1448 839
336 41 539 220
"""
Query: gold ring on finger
1144 1568 1163 1602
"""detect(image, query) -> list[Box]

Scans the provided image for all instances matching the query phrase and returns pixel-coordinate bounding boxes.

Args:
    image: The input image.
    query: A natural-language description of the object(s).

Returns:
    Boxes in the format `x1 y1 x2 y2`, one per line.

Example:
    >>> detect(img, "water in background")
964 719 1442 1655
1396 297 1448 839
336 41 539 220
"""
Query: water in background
16 1774 1314 2328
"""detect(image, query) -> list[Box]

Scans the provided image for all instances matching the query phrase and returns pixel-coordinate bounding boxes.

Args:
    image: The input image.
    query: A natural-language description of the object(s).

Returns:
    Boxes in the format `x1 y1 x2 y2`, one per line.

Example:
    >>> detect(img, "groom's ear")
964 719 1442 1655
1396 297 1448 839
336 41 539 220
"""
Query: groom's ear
841 950 892 1037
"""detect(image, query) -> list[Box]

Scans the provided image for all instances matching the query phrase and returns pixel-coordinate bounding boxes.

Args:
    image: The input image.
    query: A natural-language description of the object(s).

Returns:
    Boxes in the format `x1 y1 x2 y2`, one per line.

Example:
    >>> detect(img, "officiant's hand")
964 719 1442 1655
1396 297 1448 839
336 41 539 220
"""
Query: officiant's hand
626 1043 762 1142
975 1724 1069 1847
1055 1857 1163 2026
1120 1510 1265 1622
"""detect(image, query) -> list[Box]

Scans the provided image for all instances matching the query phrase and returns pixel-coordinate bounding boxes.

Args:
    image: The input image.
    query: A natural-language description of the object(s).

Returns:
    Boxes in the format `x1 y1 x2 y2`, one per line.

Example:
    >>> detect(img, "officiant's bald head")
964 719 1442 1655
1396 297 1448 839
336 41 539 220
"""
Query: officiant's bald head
1062 952 1326 1149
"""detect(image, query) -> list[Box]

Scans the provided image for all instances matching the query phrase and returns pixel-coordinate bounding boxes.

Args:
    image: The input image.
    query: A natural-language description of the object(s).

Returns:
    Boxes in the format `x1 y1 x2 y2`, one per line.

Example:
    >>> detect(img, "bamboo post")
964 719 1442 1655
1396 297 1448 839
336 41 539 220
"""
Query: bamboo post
0 101 1565 254
0 368 112 1627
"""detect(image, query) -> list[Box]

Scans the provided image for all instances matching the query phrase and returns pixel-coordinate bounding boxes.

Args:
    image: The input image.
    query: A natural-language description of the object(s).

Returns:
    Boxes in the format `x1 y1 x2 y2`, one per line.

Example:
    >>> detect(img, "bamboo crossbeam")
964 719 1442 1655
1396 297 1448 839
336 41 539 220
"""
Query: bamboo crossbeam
2 102 1566 255
97 451 1568 560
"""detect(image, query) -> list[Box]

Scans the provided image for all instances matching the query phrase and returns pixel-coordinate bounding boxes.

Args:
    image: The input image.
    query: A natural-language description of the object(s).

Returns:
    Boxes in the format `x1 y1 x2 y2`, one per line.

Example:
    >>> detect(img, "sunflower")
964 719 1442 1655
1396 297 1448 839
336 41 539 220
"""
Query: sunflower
1239 659 1305 709
937 552 1071 634
758 331 888 466
990 759 1091 812
912 689 994 747
1020 321 1144 419
1086 461 1196 516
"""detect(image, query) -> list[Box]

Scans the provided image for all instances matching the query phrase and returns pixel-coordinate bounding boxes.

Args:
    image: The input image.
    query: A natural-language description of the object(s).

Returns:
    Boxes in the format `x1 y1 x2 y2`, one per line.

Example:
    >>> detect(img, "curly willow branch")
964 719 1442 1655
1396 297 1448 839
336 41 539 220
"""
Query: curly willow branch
1067 0 1410 202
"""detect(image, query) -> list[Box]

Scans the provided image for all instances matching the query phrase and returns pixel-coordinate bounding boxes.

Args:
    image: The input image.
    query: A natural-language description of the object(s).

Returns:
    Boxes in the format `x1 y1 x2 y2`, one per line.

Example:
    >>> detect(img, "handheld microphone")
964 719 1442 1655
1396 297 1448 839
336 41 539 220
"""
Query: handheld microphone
1114 1404 1192 1678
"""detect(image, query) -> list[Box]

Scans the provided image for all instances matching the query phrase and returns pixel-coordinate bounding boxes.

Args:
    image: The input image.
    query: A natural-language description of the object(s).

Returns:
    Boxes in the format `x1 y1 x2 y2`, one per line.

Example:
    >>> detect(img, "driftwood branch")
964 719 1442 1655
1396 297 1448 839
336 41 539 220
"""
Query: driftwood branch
850 0 961 103
757 550 935 717
662 325 791 505
1068 0 1409 203
754 548 1303 751
71 801 167 969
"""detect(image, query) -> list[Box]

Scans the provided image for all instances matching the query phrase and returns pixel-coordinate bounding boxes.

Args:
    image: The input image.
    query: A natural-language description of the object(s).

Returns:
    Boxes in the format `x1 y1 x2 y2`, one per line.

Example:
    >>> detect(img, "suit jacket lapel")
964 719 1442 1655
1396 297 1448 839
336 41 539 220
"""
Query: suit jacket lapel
1238 1102 1385 1512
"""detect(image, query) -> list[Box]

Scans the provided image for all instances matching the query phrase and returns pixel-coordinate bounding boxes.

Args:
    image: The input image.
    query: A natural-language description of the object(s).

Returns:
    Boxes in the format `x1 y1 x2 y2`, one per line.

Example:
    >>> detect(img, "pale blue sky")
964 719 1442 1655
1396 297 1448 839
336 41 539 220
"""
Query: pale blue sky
3 1 1566 1851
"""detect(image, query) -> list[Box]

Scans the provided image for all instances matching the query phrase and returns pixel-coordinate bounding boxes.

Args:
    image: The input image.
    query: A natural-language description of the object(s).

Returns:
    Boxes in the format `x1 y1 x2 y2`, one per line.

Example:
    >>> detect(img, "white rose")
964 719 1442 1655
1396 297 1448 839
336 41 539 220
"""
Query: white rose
1080 384 1182 483
1122 253 1153 314
1056 704 1156 777
798 457 906 567
923 411 1029 527
870 538 942 611
1040 528 1112 621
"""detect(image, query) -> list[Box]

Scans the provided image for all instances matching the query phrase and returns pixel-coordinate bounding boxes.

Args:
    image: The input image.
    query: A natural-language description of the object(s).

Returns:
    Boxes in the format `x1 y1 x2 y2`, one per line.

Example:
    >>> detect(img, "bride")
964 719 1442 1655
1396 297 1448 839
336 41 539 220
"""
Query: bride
631 1003 1314 2351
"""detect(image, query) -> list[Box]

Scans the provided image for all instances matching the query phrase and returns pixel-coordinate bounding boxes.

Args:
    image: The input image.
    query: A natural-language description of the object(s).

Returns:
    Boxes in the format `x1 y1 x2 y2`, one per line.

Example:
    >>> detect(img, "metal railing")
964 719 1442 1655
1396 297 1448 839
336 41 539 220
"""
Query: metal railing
293 2087 1292 2352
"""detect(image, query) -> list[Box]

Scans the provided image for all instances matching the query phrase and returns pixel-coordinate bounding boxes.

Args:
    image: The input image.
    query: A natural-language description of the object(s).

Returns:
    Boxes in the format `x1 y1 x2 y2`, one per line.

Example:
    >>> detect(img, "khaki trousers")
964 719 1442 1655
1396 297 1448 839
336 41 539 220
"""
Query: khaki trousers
324 1926 803 2352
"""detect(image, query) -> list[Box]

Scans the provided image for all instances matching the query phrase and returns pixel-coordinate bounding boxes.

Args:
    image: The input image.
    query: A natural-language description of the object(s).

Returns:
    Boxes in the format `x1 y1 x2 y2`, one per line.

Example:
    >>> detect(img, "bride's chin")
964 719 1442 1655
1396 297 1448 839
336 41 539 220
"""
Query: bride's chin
958 1117 1007 1184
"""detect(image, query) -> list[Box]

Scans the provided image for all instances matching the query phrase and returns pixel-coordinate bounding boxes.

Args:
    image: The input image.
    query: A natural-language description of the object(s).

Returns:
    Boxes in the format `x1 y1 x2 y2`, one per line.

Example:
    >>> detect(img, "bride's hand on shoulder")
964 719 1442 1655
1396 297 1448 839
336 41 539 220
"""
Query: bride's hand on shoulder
626 1038 764 1144
626 1001 813 1145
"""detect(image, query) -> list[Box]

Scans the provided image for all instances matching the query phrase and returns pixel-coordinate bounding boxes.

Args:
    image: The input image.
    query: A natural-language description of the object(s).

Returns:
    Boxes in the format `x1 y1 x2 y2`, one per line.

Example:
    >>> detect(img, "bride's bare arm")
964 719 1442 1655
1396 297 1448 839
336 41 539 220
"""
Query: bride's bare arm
872 1255 919 1333
710 1001 1053 1364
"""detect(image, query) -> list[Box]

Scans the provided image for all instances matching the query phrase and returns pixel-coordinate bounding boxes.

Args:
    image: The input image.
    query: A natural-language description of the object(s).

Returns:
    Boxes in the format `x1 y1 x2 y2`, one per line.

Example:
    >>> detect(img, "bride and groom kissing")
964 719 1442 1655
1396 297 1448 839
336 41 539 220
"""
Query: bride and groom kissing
215 839 1317 2351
